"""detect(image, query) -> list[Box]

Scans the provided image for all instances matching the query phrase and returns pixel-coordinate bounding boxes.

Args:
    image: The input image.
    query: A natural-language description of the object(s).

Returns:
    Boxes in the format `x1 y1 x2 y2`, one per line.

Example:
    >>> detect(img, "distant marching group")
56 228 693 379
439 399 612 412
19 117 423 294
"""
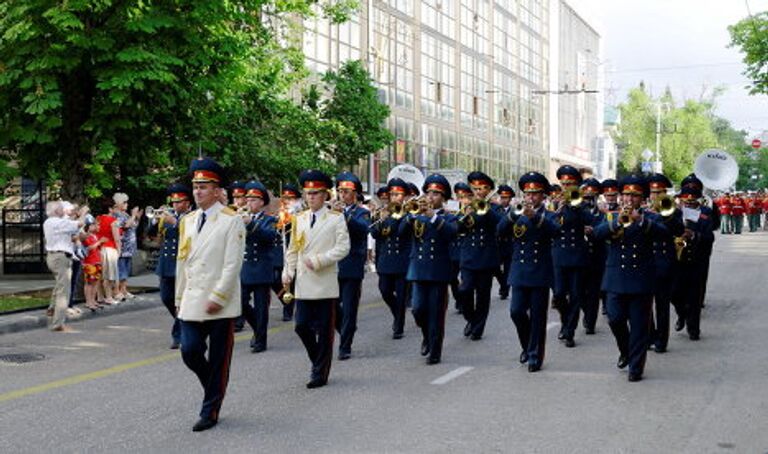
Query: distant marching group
712 191 768 234
144 156 724 432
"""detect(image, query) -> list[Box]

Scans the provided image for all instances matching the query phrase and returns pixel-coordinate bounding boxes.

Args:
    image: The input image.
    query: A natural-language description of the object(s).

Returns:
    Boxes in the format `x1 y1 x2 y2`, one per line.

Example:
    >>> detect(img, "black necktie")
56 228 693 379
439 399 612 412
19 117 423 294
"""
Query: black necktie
198 212 206 233
311 213 316 228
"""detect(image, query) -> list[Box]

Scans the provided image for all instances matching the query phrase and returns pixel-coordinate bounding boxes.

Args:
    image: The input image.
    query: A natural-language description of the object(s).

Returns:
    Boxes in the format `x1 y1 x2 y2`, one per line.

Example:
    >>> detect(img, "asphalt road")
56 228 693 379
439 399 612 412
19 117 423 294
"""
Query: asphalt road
1 232 767 453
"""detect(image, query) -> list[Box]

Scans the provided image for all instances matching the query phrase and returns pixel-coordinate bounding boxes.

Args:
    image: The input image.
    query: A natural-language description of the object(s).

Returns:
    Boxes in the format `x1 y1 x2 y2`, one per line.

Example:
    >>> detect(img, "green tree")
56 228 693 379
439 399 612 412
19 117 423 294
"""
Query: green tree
729 12 768 95
614 85 719 184
321 60 393 169
0 0 358 203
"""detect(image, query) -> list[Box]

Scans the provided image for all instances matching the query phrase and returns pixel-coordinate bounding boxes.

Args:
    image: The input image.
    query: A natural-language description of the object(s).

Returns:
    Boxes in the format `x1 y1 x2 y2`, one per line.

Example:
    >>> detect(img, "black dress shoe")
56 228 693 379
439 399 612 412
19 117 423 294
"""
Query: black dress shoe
281 316 292 322
617 355 629 369
470 333 482 341
557 330 566 341
674 318 685 332
251 345 266 353
192 417 218 432
338 351 351 361
306 378 327 389
654 345 667 353
170 340 180 350
689 333 700 341
463 322 472 337
420 340 430 357
628 373 643 382
584 327 595 335
564 338 575 348
519 351 529 364
426 356 440 365
392 331 404 340
528 363 541 373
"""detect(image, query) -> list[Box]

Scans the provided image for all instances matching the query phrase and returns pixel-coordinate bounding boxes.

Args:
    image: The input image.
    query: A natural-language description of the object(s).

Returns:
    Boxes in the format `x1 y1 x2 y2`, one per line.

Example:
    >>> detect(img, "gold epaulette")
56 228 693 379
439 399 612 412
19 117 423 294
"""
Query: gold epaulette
221 206 235 216
328 210 342 216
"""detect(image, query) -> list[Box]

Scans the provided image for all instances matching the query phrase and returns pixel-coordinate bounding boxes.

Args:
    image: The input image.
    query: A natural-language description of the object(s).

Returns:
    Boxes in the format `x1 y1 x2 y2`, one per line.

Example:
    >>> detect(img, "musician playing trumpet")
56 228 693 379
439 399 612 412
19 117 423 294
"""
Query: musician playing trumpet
398 174 458 364
239 180 279 353
333 172 371 360
592 175 671 382
369 178 411 340
496 172 559 372
646 174 685 353
580 178 608 336
457 171 502 341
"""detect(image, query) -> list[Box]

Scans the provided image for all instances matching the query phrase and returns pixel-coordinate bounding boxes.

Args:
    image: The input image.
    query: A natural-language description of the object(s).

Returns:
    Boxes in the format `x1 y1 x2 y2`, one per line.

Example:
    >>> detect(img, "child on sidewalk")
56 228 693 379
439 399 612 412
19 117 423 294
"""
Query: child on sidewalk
82 219 107 311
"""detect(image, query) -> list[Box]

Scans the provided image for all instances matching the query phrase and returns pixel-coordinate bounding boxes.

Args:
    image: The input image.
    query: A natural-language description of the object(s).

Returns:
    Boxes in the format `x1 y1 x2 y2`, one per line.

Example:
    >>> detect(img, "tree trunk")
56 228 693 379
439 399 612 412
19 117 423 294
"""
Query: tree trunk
58 65 95 205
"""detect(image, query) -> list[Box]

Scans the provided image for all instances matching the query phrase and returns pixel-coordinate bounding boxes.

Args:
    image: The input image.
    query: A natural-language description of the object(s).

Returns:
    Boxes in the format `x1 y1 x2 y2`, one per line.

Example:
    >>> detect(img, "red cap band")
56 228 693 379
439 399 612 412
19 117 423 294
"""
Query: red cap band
232 188 246 197
389 186 407 194
303 181 328 191
193 170 221 183
426 183 446 193
170 192 189 202
246 189 264 199
470 180 490 189
523 182 545 192
649 182 667 191
622 184 644 195
337 181 357 190
559 175 578 184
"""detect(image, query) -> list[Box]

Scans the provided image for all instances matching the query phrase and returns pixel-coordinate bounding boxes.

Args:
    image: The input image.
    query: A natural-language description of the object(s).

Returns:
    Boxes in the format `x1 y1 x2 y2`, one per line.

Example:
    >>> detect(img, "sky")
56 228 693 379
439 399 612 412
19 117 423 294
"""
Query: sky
575 0 768 139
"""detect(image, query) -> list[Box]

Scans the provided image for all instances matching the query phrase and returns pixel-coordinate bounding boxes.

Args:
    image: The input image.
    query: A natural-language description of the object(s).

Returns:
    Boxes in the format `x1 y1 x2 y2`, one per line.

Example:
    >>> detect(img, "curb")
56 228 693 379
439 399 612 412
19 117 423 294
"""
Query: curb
0 289 161 336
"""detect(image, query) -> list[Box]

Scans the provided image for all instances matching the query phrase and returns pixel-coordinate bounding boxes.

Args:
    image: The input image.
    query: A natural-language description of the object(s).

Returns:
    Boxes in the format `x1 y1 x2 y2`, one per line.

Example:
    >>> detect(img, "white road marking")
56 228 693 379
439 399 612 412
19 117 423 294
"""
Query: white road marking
431 366 474 385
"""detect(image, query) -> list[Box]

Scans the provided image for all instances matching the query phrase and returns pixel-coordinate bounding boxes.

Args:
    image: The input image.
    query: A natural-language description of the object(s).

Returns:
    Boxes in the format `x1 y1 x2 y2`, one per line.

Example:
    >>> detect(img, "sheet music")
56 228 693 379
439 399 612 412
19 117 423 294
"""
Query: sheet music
682 206 701 223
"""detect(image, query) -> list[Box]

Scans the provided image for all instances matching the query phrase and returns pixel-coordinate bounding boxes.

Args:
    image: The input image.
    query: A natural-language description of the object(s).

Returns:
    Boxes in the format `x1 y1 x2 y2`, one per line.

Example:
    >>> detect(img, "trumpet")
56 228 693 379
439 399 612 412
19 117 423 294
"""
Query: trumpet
562 188 583 208
405 195 427 215
618 204 634 228
145 205 174 220
369 201 405 228
513 202 527 217
653 194 676 217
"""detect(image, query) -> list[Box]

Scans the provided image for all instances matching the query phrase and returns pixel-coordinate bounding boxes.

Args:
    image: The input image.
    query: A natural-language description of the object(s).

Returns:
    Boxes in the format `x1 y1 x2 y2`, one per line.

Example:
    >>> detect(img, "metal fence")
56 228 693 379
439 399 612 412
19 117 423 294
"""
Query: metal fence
1 180 47 274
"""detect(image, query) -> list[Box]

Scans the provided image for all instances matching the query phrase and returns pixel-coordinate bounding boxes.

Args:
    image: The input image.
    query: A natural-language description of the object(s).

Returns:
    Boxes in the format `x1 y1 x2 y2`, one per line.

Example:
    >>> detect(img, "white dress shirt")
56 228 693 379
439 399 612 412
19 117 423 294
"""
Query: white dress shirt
43 216 80 254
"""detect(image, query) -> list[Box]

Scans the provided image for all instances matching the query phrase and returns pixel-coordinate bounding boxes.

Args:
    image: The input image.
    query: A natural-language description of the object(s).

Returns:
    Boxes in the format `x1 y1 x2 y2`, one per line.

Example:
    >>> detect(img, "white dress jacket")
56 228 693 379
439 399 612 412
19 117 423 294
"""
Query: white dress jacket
282 207 350 300
175 202 245 321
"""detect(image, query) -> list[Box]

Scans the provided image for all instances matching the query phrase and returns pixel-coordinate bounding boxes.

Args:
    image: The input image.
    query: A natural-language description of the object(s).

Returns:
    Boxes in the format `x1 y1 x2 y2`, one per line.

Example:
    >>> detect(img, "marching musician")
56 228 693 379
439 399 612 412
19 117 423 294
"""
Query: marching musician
672 186 715 340
551 165 595 348
601 179 620 212
580 178 605 335
592 175 669 382
274 183 301 321
747 194 762 232
399 174 458 364
369 178 411 339
282 170 350 389
715 192 732 234
647 174 684 353
451 182 473 314
680 174 719 309
334 172 371 360
547 184 563 211
240 180 279 353
494 184 516 301
370 186 390 273
457 171 501 341
229 180 247 211
176 157 245 431
496 172 559 372
147 183 192 349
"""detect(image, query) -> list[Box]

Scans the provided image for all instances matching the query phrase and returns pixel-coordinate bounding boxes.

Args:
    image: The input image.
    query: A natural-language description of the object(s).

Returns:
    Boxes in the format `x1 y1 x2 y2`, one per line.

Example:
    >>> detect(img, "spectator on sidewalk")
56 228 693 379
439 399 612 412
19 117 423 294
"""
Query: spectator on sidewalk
82 218 106 311
112 193 142 301
96 199 121 305
64 202 85 316
43 201 89 332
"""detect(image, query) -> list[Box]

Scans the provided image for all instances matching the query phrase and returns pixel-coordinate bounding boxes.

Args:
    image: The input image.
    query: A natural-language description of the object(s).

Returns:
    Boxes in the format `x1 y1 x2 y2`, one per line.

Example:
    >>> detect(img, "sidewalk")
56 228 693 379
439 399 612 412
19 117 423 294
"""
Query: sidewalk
0 273 161 335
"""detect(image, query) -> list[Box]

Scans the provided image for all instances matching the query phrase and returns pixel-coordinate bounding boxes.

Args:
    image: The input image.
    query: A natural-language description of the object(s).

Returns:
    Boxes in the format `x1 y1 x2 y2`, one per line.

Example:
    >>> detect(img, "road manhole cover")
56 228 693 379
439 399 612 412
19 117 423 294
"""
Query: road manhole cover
0 353 46 364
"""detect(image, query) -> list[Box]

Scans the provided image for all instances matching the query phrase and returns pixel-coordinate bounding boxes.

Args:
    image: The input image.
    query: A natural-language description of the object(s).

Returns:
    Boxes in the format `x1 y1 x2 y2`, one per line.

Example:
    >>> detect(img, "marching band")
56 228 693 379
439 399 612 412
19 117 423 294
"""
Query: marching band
156 156 724 431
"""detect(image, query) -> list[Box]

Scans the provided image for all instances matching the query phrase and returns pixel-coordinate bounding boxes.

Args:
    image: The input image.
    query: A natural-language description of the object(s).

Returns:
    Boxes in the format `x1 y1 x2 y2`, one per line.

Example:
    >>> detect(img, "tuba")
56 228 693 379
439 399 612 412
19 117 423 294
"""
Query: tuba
694 149 739 191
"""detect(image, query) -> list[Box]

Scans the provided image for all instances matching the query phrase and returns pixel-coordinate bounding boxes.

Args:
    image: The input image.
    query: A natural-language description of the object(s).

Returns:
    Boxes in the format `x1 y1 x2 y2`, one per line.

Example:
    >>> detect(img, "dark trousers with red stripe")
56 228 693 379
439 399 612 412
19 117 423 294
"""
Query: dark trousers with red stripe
411 281 449 362
295 299 336 381
510 286 549 367
180 318 235 421
336 278 362 354
605 293 652 377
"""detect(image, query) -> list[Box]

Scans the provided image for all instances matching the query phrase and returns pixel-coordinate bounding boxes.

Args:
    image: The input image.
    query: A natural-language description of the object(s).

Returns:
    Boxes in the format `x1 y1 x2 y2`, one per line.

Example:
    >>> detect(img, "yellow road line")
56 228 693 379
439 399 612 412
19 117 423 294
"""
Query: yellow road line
0 301 384 404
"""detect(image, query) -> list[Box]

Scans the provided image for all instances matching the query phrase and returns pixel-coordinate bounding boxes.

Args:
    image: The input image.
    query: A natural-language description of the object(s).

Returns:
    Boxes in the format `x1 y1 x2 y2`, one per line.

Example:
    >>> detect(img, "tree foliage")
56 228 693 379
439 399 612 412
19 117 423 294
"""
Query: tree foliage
729 12 768 95
0 0 368 203
614 85 718 185
321 60 393 169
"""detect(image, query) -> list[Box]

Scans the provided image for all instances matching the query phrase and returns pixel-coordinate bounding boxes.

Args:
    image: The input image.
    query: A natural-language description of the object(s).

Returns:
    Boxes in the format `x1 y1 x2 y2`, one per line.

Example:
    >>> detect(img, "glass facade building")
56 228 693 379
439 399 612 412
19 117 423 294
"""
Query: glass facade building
302 0 551 189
